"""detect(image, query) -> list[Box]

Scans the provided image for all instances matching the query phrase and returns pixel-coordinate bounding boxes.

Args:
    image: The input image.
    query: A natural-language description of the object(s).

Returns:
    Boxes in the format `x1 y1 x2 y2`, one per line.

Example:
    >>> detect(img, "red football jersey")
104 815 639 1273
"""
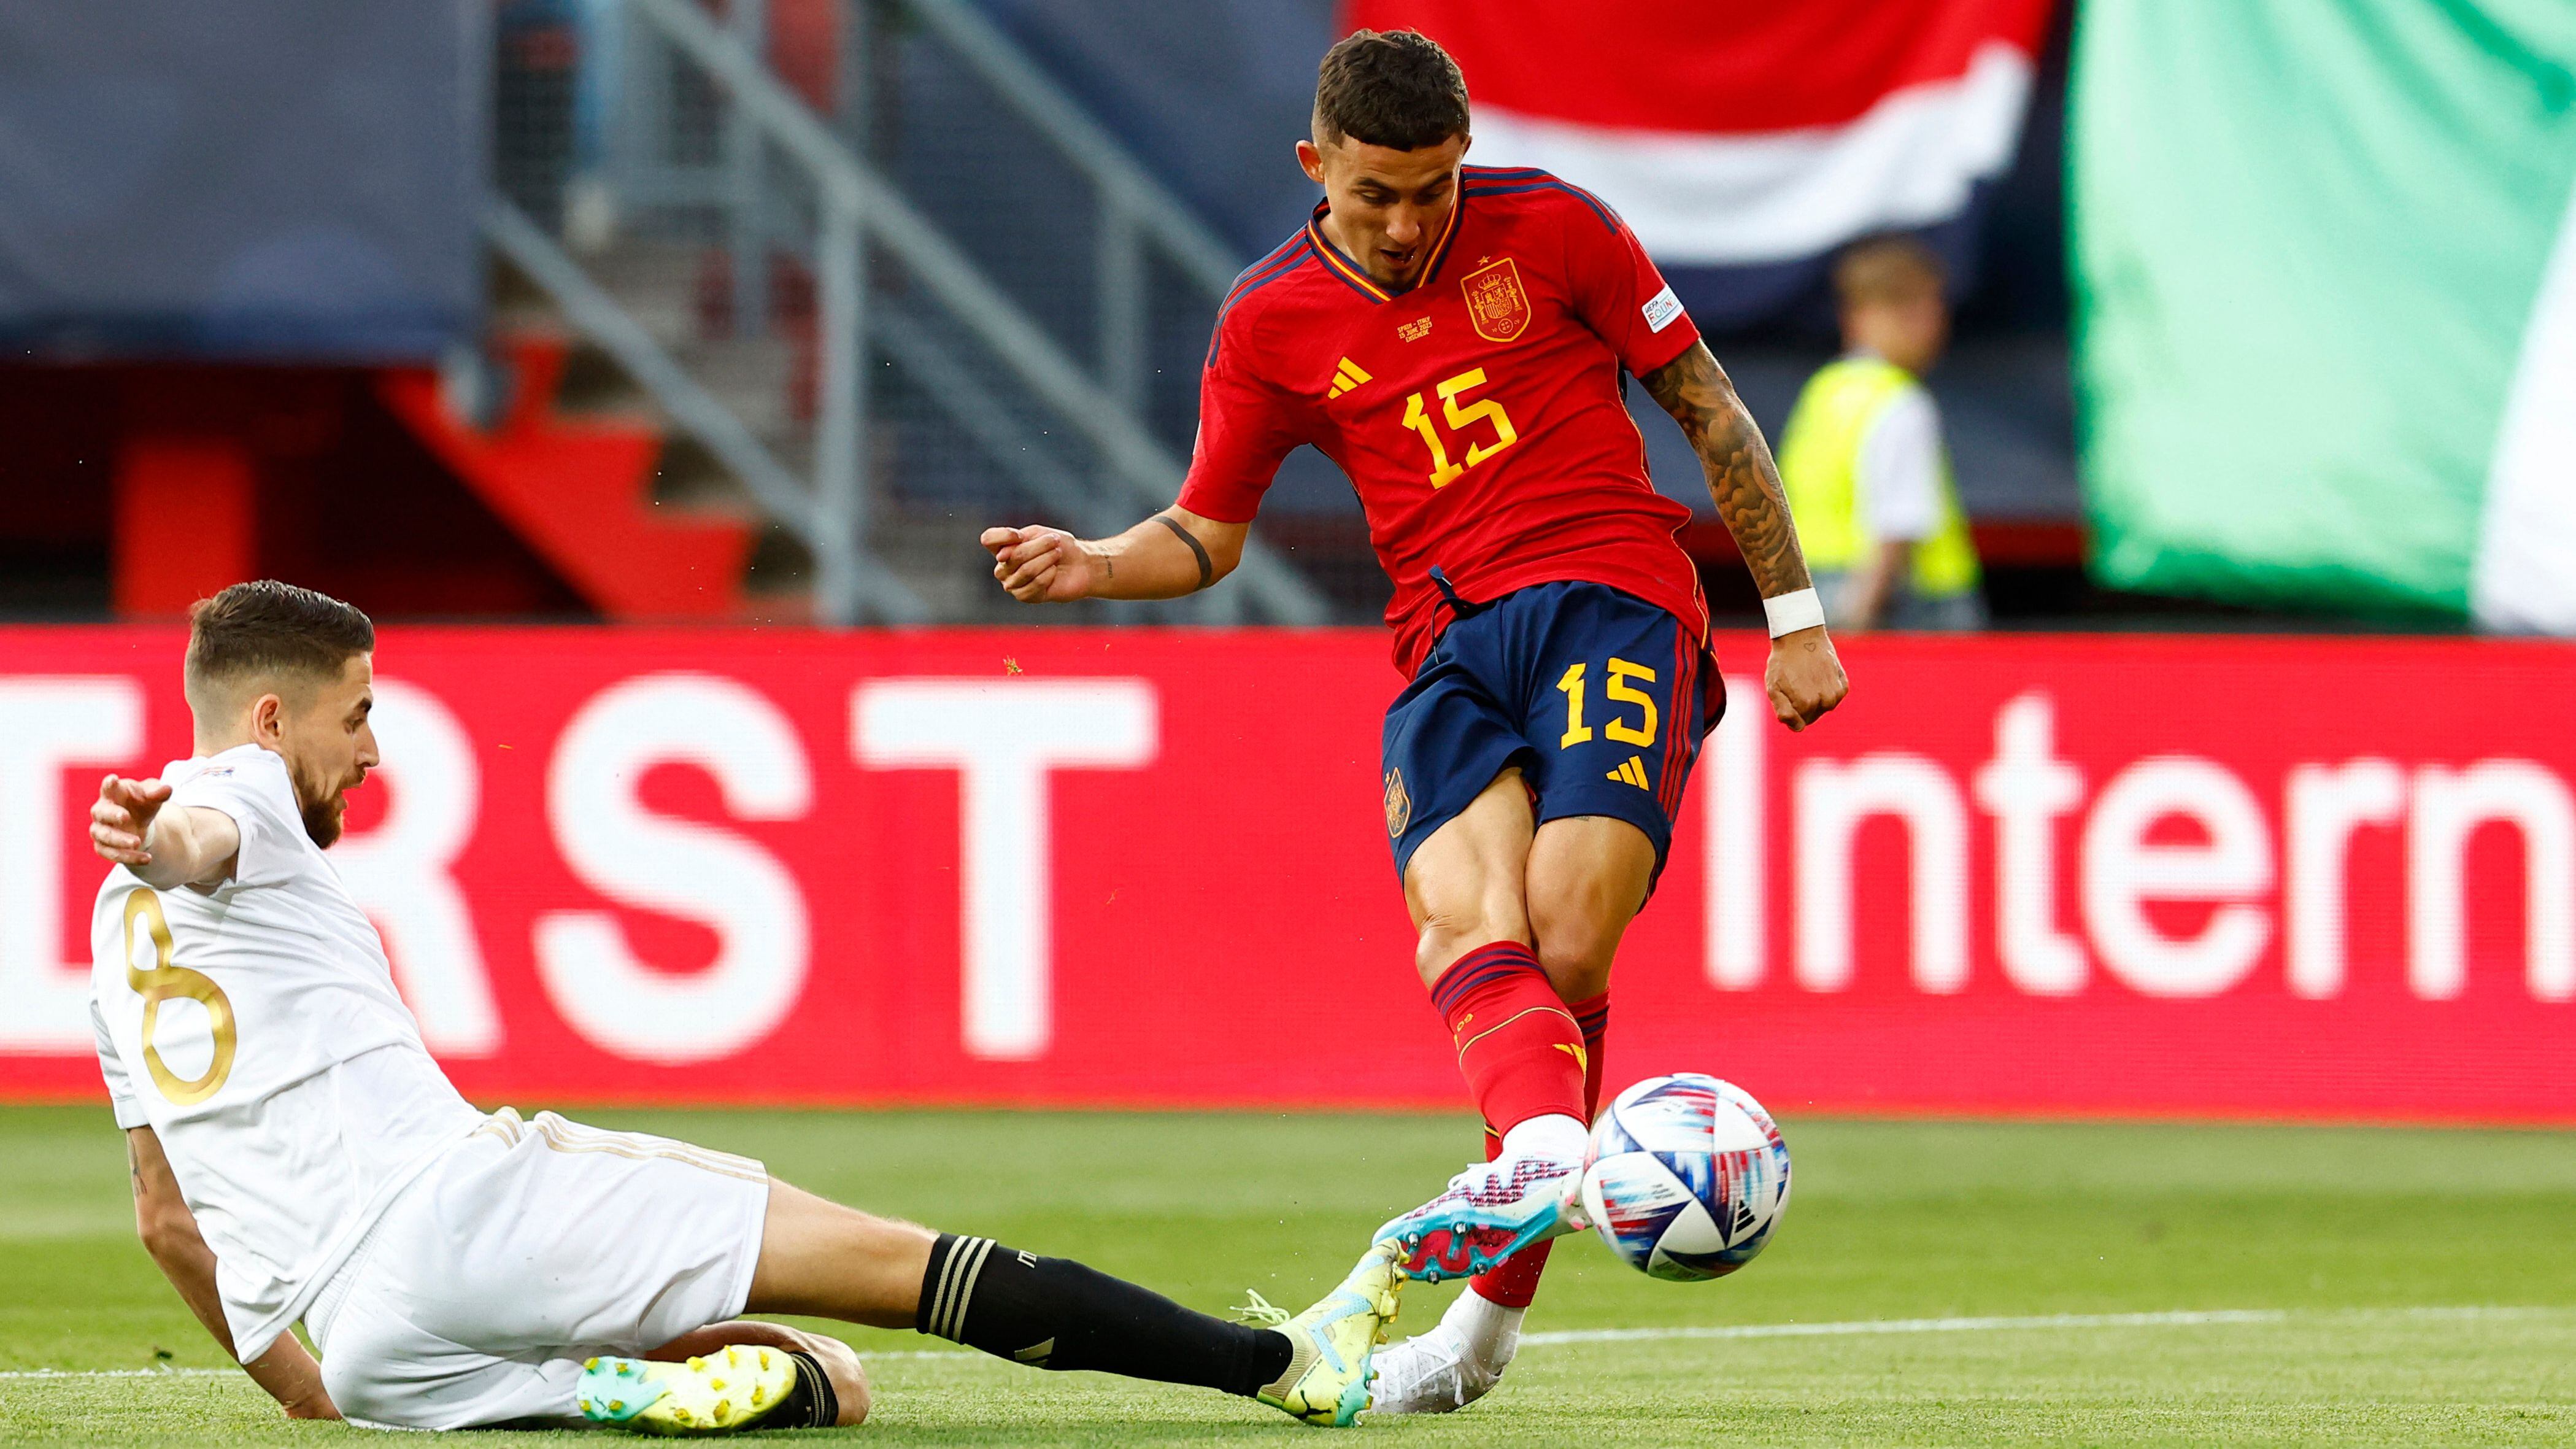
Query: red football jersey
1178 165 1708 674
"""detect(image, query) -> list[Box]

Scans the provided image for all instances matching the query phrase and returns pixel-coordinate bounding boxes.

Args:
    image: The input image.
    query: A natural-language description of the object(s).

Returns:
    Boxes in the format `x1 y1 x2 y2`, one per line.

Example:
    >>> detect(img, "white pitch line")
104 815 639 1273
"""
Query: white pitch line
4 1307 2561 1380
0 1367 234 1380
1522 1308 2286 1347
1520 1304 2566 1348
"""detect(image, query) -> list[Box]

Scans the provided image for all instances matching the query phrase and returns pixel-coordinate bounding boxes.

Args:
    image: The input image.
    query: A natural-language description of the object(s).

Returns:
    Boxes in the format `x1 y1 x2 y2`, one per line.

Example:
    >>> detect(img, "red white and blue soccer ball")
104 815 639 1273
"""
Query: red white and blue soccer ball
1580 1073 1791 1282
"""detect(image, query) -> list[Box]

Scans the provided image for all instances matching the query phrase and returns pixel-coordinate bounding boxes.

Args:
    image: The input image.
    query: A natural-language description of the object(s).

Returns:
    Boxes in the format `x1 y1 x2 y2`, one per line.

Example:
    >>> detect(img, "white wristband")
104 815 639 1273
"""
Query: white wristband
1762 587 1826 638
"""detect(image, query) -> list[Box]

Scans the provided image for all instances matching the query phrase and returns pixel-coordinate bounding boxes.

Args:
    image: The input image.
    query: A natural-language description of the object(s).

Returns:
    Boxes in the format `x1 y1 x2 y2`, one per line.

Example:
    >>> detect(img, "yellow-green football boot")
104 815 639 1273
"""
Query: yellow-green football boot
1241 1239 1406 1427
576 1344 798 1435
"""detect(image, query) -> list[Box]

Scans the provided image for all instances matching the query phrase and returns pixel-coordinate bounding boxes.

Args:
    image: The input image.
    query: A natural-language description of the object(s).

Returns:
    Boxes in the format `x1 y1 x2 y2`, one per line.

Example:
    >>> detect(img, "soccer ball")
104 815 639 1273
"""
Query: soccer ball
1579 1073 1791 1281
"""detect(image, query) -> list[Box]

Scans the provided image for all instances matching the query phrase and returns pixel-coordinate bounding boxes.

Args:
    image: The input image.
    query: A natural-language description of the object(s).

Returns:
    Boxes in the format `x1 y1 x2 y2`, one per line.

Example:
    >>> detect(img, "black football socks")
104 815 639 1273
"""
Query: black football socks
915 1233 1294 1397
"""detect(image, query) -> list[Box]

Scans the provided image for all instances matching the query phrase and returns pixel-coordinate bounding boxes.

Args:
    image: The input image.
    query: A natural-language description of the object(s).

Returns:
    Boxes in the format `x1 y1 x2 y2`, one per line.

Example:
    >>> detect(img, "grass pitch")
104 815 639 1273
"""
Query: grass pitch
3 1106 2574 1444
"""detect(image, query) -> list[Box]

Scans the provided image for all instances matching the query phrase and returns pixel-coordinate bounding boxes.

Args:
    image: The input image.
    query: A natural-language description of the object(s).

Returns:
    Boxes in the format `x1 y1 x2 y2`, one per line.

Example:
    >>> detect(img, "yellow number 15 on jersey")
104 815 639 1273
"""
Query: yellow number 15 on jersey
1402 367 1519 489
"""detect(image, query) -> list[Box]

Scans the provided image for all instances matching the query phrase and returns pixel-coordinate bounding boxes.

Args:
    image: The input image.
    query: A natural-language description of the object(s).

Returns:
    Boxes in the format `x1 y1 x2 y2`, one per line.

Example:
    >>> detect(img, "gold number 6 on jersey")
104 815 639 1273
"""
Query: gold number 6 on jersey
124 890 237 1105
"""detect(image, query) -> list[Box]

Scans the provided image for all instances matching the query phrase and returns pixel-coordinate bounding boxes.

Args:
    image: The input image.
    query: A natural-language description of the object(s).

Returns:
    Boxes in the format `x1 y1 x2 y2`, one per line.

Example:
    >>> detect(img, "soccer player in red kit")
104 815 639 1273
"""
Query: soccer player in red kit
982 29 1848 1413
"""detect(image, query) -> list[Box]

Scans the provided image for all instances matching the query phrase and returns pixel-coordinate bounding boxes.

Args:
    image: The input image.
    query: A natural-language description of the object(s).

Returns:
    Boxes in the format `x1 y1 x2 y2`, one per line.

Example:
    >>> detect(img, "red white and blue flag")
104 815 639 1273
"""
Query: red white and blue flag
1343 0 2055 324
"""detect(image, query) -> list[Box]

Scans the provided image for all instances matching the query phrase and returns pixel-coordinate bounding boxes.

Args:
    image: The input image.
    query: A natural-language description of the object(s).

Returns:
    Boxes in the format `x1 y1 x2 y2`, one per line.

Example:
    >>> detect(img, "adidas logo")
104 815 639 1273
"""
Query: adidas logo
1326 357 1373 398
1606 755 1651 790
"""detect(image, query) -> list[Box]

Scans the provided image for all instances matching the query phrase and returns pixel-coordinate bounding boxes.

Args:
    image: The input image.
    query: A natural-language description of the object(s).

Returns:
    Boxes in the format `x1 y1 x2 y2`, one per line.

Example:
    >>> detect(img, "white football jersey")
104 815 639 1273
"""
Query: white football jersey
90 744 482 1362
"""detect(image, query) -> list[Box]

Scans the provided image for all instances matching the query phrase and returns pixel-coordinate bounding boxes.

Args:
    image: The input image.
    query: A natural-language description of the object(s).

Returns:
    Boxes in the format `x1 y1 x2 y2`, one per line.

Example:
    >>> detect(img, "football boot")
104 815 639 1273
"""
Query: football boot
1238 1239 1406 1427
576 1345 797 1435
1373 1154 1589 1285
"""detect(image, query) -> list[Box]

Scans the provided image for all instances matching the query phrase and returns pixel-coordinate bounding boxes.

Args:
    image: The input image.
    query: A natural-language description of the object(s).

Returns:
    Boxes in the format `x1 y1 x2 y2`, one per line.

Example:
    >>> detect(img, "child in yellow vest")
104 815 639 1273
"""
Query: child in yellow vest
1776 236 1984 631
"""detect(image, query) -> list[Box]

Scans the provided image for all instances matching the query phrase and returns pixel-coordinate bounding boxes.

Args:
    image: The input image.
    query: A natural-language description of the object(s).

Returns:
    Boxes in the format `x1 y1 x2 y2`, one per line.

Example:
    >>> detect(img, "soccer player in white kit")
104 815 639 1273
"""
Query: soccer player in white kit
87 582 1403 1433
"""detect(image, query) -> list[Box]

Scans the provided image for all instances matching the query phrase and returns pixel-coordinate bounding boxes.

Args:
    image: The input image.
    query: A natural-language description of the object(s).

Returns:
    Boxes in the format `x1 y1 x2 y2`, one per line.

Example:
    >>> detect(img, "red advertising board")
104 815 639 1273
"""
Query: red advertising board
3 627 2572 1121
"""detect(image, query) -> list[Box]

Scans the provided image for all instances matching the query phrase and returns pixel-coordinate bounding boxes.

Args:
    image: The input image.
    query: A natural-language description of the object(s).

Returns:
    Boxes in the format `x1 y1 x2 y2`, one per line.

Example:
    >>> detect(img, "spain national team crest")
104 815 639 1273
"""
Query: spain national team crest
1460 257 1532 344
1384 768 1413 838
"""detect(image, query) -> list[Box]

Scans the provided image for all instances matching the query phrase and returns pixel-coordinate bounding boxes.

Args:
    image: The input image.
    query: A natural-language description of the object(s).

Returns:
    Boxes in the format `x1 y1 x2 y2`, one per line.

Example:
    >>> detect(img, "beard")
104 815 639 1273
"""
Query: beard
301 790 346 849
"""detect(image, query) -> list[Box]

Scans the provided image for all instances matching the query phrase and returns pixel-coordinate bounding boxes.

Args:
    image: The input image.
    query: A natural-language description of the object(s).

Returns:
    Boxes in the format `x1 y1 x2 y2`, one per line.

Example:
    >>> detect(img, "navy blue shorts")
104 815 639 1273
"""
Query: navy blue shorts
1381 581 1724 895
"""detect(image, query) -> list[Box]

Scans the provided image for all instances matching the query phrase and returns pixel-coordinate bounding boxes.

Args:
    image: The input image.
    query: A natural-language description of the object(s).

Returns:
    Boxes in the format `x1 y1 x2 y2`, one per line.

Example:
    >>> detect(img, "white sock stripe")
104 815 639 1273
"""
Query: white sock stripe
931 1240 967 1340
928 1237 978 1342
932 1237 963 1340
950 1237 996 1340
938 1237 973 1340
943 1238 998 1340
936 1239 969 1340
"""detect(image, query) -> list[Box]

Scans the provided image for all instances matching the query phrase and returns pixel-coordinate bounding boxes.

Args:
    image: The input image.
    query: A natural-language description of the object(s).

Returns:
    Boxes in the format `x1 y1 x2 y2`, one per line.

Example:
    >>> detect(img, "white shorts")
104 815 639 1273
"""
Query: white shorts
307 1109 771 1431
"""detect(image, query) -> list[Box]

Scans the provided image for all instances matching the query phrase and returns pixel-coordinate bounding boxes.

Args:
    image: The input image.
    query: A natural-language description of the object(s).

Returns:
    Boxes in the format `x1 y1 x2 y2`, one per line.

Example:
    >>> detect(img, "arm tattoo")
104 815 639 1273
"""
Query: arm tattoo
1153 513 1215 590
1642 342 1813 598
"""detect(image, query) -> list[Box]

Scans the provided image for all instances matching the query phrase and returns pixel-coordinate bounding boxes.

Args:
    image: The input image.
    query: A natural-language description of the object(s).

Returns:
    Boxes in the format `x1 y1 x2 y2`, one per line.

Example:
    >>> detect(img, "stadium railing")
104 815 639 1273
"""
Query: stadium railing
492 0 1332 625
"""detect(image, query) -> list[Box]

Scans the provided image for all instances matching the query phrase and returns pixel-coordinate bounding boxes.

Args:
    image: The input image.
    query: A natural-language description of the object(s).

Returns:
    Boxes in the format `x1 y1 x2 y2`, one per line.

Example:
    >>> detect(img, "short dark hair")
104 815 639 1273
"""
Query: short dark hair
1314 29 1469 151
1833 234 1946 306
184 581 374 705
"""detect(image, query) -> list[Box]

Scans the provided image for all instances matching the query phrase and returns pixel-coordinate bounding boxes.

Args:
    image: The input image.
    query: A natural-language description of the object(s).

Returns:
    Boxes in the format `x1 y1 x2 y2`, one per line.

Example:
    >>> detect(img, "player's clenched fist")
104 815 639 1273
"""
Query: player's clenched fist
980 525 1097 604
1765 625 1849 733
91 773 171 868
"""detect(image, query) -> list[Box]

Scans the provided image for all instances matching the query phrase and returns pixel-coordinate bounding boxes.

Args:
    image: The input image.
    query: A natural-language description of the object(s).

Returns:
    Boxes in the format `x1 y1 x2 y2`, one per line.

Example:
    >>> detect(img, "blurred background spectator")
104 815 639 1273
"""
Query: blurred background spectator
1778 237 1986 633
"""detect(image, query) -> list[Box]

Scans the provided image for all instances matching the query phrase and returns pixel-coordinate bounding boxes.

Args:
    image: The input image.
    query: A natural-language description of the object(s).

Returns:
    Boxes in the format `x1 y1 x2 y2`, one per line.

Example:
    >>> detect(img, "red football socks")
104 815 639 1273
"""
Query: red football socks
1430 943 1587 1140
1470 987 1611 1310
1471 1140 1551 1305
1571 989 1611 1117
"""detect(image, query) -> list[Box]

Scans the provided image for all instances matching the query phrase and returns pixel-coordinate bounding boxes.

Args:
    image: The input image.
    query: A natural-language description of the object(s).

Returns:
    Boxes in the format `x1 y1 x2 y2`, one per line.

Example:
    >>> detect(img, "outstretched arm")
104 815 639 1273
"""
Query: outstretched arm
981 506 1249 604
126 1128 337 1419
90 776 237 890
1640 341 1849 731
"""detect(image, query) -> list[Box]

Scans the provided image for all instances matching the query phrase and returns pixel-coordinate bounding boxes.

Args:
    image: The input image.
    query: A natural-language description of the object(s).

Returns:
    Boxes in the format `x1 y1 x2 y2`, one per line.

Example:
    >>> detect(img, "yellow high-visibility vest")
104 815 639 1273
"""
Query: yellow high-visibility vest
1776 355 1980 598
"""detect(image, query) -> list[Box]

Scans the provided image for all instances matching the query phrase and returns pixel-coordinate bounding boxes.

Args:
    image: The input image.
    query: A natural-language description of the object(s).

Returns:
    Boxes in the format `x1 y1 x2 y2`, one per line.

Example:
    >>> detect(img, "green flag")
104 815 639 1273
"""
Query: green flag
2072 0 2576 628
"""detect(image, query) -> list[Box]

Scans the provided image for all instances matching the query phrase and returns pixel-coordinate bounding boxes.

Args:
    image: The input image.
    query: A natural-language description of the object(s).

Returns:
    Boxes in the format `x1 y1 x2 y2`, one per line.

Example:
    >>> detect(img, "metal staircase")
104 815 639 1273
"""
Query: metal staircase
479 0 1334 626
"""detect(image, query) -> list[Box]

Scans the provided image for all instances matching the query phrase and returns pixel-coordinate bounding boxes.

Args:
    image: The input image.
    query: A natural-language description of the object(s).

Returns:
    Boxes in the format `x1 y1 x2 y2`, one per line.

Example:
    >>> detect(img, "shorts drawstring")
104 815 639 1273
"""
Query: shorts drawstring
1427 566 1490 622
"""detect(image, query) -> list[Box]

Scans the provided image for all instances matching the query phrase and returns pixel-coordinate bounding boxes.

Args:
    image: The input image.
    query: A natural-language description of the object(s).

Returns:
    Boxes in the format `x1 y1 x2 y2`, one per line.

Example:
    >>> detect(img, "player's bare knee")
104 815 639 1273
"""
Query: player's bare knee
1411 894 1529 985
1530 931 1616 1003
1525 884 1630 1002
1408 853 1535 982
1403 771 1537 980
1405 854 1530 983
1523 820 1654 999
